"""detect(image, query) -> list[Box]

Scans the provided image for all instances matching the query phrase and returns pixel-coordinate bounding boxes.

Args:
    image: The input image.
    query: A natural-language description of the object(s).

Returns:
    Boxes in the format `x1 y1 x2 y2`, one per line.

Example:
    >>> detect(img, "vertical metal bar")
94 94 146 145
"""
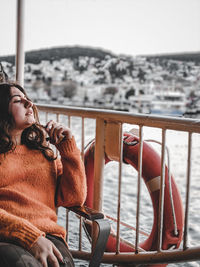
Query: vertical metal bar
55 114 59 156
79 217 82 251
92 118 105 252
81 117 85 160
45 112 48 124
56 113 59 122
16 0 25 86
65 117 72 246
93 118 105 211
78 117 85 251
65 209 69 243
135 126 143 253
116 124 123 254
68 116 71 128
157 129 166 251
183 132 192 250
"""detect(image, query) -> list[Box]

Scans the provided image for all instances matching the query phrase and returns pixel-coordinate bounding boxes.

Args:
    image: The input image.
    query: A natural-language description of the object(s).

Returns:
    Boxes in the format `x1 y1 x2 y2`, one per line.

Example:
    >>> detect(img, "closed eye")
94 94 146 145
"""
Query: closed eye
10 94 28 103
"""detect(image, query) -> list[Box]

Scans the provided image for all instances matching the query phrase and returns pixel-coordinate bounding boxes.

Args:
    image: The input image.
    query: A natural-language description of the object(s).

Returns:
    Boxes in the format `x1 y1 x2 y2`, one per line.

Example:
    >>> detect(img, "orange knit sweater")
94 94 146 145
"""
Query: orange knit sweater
0 136 87 250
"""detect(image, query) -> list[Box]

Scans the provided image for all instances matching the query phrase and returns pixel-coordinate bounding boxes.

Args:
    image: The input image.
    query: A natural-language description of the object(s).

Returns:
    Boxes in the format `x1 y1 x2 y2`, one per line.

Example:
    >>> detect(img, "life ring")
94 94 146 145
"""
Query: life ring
84 132 184 265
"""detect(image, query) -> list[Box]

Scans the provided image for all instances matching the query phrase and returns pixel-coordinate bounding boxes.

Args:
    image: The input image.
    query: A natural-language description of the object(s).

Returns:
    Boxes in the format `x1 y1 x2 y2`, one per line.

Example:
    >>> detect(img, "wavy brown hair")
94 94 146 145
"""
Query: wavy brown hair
0 82 56 160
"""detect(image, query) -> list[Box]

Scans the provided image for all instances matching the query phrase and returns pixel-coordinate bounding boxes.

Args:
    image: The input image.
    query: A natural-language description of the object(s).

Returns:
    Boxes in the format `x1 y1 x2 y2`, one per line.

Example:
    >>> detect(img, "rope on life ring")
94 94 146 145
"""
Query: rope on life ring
84 132 184 266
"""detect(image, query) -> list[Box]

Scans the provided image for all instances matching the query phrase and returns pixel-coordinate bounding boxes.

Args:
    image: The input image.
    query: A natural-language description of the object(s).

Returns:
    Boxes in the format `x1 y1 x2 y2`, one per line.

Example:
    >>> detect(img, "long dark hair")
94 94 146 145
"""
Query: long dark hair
0 82 56 160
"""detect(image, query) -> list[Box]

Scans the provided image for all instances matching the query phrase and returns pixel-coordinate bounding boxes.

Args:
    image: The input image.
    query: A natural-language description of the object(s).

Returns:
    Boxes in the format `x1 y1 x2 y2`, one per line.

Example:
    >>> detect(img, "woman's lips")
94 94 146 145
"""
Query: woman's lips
26 111 33 116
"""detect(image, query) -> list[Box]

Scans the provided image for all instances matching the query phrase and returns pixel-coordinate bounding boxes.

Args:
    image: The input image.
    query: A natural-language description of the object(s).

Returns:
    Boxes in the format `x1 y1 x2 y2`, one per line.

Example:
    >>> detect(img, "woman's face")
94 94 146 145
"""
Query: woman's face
8 87 35 131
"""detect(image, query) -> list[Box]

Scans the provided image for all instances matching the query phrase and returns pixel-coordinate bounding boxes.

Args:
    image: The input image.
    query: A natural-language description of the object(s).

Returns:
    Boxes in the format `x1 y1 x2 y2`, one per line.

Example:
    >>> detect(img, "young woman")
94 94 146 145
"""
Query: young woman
0 82 87 267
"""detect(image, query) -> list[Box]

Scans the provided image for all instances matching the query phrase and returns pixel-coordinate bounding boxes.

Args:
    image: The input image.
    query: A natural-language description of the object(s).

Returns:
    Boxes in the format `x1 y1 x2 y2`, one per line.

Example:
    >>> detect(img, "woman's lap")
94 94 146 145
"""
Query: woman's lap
0 242 42 267
0 235 74 267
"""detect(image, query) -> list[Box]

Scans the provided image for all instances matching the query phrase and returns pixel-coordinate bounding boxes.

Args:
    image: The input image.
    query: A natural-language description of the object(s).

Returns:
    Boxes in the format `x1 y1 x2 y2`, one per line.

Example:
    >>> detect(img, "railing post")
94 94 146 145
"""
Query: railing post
135 125 144 253
16 0 25 86
92 118 105 250
93 118 105 211
157 128 166 251
116 124 123 254
183 132 192 250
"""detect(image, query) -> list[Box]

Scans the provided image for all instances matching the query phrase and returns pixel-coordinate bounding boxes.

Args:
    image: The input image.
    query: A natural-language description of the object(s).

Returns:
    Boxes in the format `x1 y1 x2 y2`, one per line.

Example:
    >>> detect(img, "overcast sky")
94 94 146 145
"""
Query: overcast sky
1 0 200 57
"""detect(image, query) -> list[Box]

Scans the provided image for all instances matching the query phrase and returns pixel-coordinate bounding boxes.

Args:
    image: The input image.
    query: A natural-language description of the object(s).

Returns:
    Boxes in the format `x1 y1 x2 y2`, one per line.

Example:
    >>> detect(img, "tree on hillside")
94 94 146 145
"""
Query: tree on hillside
103 86 118 95
125 88 135 99
63 80 77 98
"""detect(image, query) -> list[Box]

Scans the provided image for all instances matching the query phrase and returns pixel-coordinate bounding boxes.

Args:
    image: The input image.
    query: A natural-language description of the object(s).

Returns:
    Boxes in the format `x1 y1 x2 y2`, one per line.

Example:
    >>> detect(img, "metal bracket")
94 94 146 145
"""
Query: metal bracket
89 219 111 267
105 121 122 161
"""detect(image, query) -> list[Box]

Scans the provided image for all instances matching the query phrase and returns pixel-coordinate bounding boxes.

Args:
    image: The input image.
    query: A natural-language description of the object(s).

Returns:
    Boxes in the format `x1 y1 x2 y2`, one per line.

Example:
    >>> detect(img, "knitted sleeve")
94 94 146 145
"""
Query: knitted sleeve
55 136 87 207
0 208 45 250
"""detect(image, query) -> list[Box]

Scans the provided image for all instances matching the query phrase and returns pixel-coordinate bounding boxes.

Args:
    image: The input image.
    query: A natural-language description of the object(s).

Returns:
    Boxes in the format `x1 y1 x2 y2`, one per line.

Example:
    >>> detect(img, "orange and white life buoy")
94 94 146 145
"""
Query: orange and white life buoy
84 132 184 266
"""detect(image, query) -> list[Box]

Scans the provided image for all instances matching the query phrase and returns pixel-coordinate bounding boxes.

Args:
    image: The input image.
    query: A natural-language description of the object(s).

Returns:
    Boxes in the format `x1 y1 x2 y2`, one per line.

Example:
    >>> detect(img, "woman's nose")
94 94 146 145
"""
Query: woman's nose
24 99 33 108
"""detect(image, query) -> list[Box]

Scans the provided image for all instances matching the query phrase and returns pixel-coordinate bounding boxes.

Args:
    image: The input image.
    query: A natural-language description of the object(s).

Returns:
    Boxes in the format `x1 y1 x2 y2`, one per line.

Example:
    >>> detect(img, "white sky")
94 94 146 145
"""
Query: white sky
1 0 200 57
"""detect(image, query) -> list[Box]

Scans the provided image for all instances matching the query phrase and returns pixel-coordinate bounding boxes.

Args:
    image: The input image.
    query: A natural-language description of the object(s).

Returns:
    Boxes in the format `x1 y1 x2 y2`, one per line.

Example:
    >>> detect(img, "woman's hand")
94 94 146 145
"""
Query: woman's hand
29 236 64 267
45 120 72 145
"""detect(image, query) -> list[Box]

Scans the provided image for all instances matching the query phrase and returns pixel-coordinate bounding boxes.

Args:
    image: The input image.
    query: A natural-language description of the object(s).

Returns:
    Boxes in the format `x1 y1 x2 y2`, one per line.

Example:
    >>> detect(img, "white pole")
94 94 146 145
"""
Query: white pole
16 0 25 86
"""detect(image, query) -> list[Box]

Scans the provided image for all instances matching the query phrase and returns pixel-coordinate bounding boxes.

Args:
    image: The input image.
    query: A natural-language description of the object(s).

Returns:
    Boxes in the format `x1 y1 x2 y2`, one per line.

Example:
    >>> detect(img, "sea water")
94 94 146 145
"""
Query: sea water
44 114 200 267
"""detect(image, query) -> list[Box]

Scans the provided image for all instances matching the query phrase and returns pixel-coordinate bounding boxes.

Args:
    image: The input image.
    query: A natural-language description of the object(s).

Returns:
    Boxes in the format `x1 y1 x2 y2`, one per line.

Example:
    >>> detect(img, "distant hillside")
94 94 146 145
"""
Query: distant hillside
0 46 200 65
0 46 115 65
147 51 200 64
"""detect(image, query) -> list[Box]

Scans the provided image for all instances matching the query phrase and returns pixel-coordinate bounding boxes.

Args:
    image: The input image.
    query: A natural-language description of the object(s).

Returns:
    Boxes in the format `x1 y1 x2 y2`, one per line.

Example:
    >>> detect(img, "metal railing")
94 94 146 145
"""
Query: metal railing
37 103 200 266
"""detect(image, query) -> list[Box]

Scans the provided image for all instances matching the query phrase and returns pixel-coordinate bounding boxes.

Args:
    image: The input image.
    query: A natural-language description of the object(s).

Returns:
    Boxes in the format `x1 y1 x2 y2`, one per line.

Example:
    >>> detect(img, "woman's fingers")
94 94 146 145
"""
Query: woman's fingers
45 120 72 144
55 127 66 144
52 243 64 264
52 125 64 144
45 120 54 132
40 256 48 267
49 122 58 141
47 254 60 267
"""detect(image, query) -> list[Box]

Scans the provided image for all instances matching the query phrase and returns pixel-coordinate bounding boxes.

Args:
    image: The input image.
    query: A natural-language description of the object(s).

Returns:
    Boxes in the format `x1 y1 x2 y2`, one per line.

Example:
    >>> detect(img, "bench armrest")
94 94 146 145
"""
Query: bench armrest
67 205 104 221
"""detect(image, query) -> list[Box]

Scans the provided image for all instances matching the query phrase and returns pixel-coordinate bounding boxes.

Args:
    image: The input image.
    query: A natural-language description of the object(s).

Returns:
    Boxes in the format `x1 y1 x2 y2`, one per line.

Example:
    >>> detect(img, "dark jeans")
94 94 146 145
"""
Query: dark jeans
0 234 74 267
